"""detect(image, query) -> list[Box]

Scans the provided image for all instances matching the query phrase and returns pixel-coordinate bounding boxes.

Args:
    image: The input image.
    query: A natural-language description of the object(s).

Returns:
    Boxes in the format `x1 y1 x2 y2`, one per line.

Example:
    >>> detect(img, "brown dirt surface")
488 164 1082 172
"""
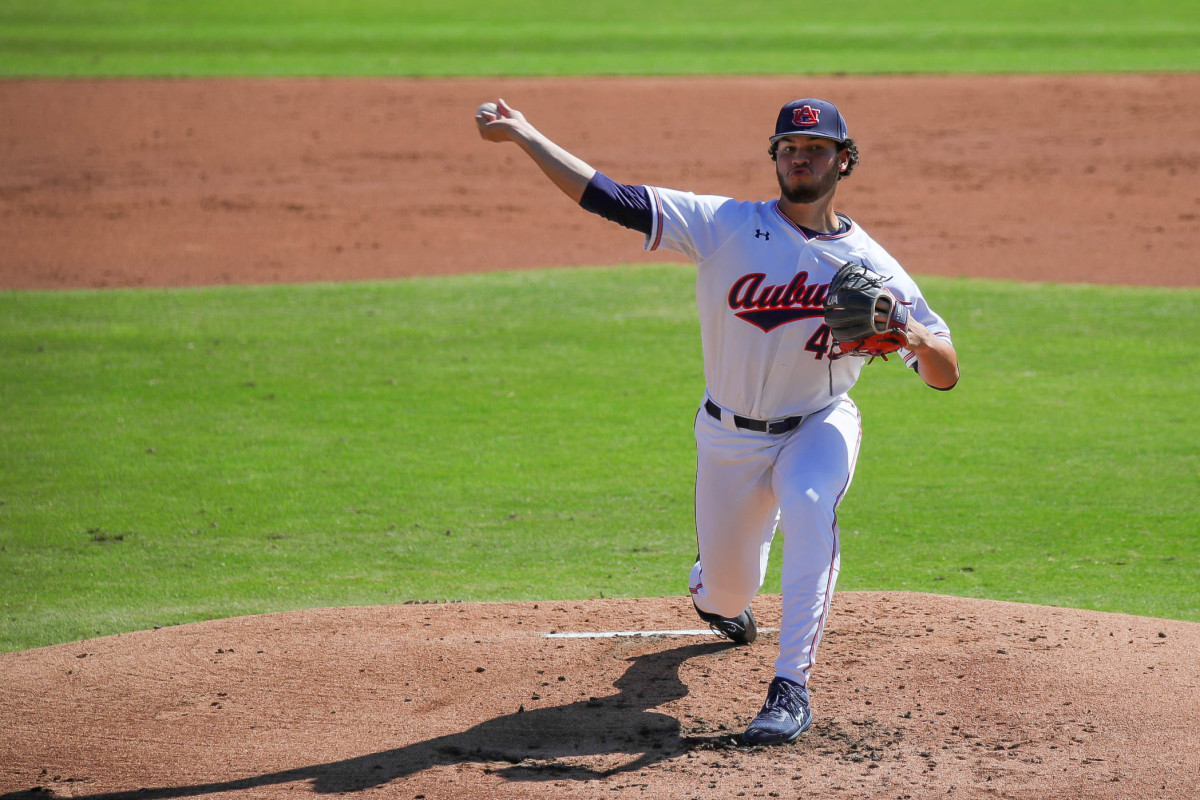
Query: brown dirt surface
1 74 1198 289
2 76 1199 799
2 594 1198 799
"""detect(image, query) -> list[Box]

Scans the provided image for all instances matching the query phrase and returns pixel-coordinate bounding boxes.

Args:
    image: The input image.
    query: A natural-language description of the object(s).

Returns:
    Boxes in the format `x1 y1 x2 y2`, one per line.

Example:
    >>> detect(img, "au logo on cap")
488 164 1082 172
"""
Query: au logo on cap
772 98 848 143
792 105 821 126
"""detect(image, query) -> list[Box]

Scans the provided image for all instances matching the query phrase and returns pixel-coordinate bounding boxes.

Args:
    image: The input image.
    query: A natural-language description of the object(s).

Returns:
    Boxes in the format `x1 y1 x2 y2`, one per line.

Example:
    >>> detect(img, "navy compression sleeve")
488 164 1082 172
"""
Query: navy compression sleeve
579 172 653 235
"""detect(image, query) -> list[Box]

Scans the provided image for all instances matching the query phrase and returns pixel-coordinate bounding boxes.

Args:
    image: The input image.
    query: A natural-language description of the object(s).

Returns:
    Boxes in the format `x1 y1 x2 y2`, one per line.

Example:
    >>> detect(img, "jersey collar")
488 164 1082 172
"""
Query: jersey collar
771 202 855 240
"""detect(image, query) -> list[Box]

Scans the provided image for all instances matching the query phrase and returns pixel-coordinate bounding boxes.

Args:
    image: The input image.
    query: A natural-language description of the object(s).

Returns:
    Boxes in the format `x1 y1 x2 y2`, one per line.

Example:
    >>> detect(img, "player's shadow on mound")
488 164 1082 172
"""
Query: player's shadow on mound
13 640 735 799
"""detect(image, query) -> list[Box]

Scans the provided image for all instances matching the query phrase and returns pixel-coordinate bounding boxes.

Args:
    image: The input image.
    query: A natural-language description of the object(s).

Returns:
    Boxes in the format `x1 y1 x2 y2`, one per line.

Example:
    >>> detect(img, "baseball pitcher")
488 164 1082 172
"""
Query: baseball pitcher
477 96 959 745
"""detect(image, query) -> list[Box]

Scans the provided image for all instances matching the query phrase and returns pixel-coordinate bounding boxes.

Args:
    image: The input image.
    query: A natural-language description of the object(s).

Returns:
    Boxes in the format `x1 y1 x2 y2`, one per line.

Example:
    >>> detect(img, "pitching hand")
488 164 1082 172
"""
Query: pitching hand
476 98 526 143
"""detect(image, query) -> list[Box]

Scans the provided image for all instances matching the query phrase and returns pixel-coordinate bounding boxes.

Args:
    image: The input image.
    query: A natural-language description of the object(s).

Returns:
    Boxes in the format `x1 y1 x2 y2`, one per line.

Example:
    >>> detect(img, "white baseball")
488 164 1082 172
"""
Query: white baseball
476 101 498 120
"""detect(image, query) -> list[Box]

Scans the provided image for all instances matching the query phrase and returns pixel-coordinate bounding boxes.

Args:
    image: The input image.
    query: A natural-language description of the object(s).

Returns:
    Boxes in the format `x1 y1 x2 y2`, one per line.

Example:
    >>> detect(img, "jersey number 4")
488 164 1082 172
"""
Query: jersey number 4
806 324 836 360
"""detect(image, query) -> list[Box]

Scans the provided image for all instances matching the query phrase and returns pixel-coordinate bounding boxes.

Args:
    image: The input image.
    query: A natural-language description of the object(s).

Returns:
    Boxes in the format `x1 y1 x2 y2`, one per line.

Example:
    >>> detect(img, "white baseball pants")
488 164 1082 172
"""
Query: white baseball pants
689 394 862 686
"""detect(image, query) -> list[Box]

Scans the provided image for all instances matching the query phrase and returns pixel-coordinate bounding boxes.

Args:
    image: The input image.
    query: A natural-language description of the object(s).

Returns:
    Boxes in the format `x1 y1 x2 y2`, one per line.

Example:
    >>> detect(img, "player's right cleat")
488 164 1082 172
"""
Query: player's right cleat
742 676 812 745
693 601 757 645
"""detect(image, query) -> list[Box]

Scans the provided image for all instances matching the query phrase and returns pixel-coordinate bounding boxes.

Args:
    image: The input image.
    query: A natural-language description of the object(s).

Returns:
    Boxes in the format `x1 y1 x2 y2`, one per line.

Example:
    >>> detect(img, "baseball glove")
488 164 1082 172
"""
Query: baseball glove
823 261 910 359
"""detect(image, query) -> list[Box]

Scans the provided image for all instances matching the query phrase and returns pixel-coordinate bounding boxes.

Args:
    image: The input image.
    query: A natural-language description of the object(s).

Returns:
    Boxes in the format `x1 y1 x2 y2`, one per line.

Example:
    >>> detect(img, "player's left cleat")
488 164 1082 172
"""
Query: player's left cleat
693 601 757 645
742 677 812 745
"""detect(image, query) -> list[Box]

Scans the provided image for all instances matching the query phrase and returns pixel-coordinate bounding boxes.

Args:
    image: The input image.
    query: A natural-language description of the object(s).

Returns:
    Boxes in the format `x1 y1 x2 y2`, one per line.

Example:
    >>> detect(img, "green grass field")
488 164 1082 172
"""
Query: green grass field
3 272 1198 651
2 1 1199 652
1 0 1198 76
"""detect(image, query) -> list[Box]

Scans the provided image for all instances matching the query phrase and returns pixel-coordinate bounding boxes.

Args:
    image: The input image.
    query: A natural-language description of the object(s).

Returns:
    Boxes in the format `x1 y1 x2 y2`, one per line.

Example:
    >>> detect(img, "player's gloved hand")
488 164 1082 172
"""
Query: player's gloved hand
823 261 910 360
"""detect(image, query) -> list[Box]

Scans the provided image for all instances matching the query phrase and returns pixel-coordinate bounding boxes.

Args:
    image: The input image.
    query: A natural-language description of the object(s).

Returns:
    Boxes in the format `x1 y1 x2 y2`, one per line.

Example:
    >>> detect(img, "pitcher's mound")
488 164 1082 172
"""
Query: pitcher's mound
2 592 1197 799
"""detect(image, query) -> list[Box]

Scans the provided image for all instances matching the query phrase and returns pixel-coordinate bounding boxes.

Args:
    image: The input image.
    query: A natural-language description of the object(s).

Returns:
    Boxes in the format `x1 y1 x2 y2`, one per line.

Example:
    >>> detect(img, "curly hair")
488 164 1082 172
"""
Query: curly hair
769 137 859 180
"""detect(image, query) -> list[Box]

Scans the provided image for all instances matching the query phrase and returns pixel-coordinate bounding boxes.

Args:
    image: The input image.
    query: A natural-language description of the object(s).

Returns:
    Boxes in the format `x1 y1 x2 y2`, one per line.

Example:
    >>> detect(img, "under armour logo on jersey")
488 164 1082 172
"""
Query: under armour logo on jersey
755 229 770 241
792 105 821 126
728 271 829 332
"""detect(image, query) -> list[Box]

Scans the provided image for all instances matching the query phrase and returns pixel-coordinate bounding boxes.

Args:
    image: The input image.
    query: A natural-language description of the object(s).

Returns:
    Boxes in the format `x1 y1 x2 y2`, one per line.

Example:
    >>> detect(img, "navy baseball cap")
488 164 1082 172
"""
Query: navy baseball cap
770 98 848 143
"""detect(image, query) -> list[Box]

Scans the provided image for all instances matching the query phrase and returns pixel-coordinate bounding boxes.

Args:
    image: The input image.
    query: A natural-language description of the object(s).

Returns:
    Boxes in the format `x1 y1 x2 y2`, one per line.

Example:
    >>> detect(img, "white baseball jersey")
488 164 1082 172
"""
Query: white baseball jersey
643 188 953 420
581 177 956 686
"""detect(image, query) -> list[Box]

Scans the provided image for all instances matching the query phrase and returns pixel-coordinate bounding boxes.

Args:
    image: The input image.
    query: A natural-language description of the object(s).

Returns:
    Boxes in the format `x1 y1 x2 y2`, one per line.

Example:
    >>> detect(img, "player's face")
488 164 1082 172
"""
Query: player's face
774 136 844 204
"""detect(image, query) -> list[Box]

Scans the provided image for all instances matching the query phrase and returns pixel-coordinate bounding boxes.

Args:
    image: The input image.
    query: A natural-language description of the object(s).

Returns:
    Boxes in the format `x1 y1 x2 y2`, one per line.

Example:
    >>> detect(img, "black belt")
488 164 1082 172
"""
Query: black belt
705 399 803 435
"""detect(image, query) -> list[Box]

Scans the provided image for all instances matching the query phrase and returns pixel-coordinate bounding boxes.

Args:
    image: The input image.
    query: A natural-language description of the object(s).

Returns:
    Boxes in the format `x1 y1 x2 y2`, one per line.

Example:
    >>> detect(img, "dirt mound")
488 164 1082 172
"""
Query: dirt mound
2 592 1197 799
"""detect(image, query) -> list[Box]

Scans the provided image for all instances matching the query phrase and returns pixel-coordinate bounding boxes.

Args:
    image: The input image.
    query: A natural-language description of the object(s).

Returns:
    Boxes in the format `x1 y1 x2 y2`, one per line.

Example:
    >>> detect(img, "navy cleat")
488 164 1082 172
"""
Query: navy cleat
693 601 757 645
742 677 812 745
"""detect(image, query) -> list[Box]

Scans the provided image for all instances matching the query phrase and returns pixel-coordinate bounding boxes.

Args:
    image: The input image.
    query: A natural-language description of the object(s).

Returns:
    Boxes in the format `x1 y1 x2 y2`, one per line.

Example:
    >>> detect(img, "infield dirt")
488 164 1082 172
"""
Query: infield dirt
1 75 1199 799
2 74 1198 289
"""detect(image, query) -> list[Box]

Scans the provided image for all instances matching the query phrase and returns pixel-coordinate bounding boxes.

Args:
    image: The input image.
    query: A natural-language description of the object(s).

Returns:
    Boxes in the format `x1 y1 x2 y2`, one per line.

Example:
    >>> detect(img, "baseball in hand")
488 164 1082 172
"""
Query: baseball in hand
476 101 498 120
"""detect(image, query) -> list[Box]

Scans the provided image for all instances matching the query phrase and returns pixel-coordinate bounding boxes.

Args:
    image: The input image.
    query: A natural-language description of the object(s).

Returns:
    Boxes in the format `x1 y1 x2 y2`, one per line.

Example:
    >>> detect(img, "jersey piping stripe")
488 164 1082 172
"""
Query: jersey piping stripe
647 186 665 251
771 201 856 241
